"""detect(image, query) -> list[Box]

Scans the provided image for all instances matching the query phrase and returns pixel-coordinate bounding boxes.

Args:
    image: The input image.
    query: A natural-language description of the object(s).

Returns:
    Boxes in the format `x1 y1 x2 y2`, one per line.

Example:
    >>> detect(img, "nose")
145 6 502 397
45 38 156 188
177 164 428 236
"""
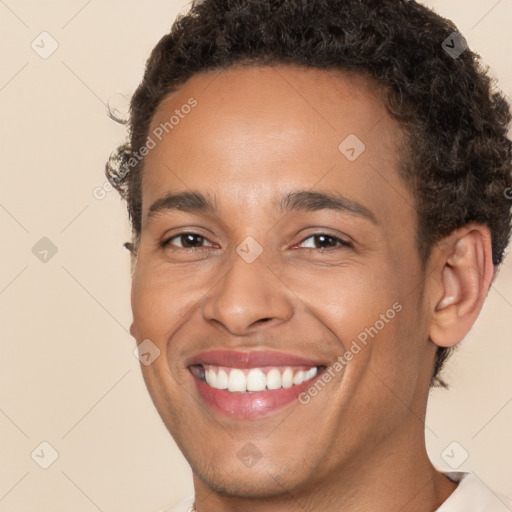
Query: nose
202 253 294 336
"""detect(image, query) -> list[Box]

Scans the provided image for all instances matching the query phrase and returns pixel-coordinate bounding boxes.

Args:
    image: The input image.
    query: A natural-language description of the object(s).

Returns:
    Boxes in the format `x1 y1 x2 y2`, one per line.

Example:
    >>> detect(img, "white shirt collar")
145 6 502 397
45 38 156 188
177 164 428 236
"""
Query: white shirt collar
436 471 512 511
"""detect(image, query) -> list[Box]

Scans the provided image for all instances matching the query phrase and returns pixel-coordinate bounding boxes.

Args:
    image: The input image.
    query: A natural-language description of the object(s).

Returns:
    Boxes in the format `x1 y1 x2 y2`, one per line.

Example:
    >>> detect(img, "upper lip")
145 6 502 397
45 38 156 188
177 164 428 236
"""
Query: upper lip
186 349 327 369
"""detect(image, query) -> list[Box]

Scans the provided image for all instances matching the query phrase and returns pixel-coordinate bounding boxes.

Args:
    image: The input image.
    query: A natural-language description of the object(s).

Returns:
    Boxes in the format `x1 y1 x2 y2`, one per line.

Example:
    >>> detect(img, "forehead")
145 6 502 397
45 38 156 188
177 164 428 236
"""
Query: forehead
141 65 411 226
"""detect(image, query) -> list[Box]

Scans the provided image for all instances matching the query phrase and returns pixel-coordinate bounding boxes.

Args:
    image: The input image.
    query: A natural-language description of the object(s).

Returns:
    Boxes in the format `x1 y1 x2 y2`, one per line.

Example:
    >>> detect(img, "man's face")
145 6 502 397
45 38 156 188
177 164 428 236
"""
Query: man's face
130 65 437 497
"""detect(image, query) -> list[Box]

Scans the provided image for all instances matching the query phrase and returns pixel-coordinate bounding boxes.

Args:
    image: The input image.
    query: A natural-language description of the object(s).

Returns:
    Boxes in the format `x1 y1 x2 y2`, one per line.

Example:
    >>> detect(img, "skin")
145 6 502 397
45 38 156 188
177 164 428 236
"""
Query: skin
129 65 495 512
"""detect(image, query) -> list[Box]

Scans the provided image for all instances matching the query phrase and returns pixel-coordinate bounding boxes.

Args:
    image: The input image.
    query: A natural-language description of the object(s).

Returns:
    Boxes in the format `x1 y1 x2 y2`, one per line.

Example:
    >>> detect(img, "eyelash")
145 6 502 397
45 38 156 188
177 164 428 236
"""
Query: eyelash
160 231 352 252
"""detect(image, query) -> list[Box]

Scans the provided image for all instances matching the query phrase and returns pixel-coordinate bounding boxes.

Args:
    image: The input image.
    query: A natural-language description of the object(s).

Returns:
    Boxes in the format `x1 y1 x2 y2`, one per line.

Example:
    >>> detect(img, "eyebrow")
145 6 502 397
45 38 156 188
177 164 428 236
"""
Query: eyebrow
145 190 377 226
277 190 377 224
146 191 218 226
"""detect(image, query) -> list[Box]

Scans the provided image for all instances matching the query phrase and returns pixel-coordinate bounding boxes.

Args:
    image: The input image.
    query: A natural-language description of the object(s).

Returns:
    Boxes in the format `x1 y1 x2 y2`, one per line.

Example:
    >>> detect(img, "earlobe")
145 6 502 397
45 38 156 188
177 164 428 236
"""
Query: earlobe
429 225 494 348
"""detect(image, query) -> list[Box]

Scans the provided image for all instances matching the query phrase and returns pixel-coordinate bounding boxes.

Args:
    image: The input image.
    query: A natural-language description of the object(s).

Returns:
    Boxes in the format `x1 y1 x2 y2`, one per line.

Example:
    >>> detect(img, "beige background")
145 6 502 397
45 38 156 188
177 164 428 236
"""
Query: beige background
0 1 511 511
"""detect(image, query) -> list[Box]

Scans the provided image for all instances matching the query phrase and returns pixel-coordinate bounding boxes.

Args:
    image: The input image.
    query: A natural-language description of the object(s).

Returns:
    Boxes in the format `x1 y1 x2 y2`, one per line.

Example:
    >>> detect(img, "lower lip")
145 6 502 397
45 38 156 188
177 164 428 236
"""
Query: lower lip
191 370 321 420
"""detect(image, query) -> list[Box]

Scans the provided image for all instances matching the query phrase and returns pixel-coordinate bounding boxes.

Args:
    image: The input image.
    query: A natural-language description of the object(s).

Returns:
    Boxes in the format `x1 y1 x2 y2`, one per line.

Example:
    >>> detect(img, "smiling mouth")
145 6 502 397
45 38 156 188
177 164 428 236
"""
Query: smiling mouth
186 350 329 419
189 364 326 393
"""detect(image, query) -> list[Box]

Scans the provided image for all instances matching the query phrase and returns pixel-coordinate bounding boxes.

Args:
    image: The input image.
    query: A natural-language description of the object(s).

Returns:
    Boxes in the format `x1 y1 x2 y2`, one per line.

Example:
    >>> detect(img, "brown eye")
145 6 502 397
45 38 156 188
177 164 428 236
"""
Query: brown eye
161 232 212 249
298 233 352 250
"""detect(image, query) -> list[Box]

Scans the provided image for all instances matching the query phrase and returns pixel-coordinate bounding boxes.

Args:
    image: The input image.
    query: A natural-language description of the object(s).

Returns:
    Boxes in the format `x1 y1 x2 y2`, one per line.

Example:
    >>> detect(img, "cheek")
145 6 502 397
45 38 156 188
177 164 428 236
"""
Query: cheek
302 267 414 378
130 261 209 343
362 293 426 401
284 264 397 335
130 266 175 338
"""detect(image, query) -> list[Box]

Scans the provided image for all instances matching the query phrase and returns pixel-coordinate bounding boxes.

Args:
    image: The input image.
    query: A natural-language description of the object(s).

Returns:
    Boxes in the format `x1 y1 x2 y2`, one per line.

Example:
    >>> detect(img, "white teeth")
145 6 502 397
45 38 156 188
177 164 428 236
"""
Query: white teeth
202 365 320 392
266 368 282 390
206 368 217 387
293 370 305 385
216 369 228 389
305 367 318 380
246 369 266 392
281 367 293 388
228 368 246 392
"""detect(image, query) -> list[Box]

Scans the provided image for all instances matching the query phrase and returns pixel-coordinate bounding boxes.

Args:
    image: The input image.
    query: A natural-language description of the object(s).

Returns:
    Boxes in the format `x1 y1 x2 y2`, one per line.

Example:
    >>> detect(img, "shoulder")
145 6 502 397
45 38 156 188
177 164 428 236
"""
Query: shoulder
436 472 512 512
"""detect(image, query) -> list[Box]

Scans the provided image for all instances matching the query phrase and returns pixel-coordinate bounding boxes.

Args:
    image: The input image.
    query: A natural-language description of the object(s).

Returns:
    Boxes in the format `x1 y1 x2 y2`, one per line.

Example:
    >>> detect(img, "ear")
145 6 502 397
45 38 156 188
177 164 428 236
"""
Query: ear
429 223 495 348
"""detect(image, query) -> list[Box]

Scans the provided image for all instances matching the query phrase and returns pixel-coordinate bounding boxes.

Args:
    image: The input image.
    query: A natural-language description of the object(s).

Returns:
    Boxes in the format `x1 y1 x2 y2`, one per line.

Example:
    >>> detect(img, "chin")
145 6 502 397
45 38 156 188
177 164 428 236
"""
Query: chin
193 463 304 499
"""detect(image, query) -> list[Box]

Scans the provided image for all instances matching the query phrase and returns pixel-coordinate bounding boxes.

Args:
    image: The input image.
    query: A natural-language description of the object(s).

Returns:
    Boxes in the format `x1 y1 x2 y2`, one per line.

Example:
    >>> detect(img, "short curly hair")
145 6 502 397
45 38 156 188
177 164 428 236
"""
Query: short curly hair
106 0 512 388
